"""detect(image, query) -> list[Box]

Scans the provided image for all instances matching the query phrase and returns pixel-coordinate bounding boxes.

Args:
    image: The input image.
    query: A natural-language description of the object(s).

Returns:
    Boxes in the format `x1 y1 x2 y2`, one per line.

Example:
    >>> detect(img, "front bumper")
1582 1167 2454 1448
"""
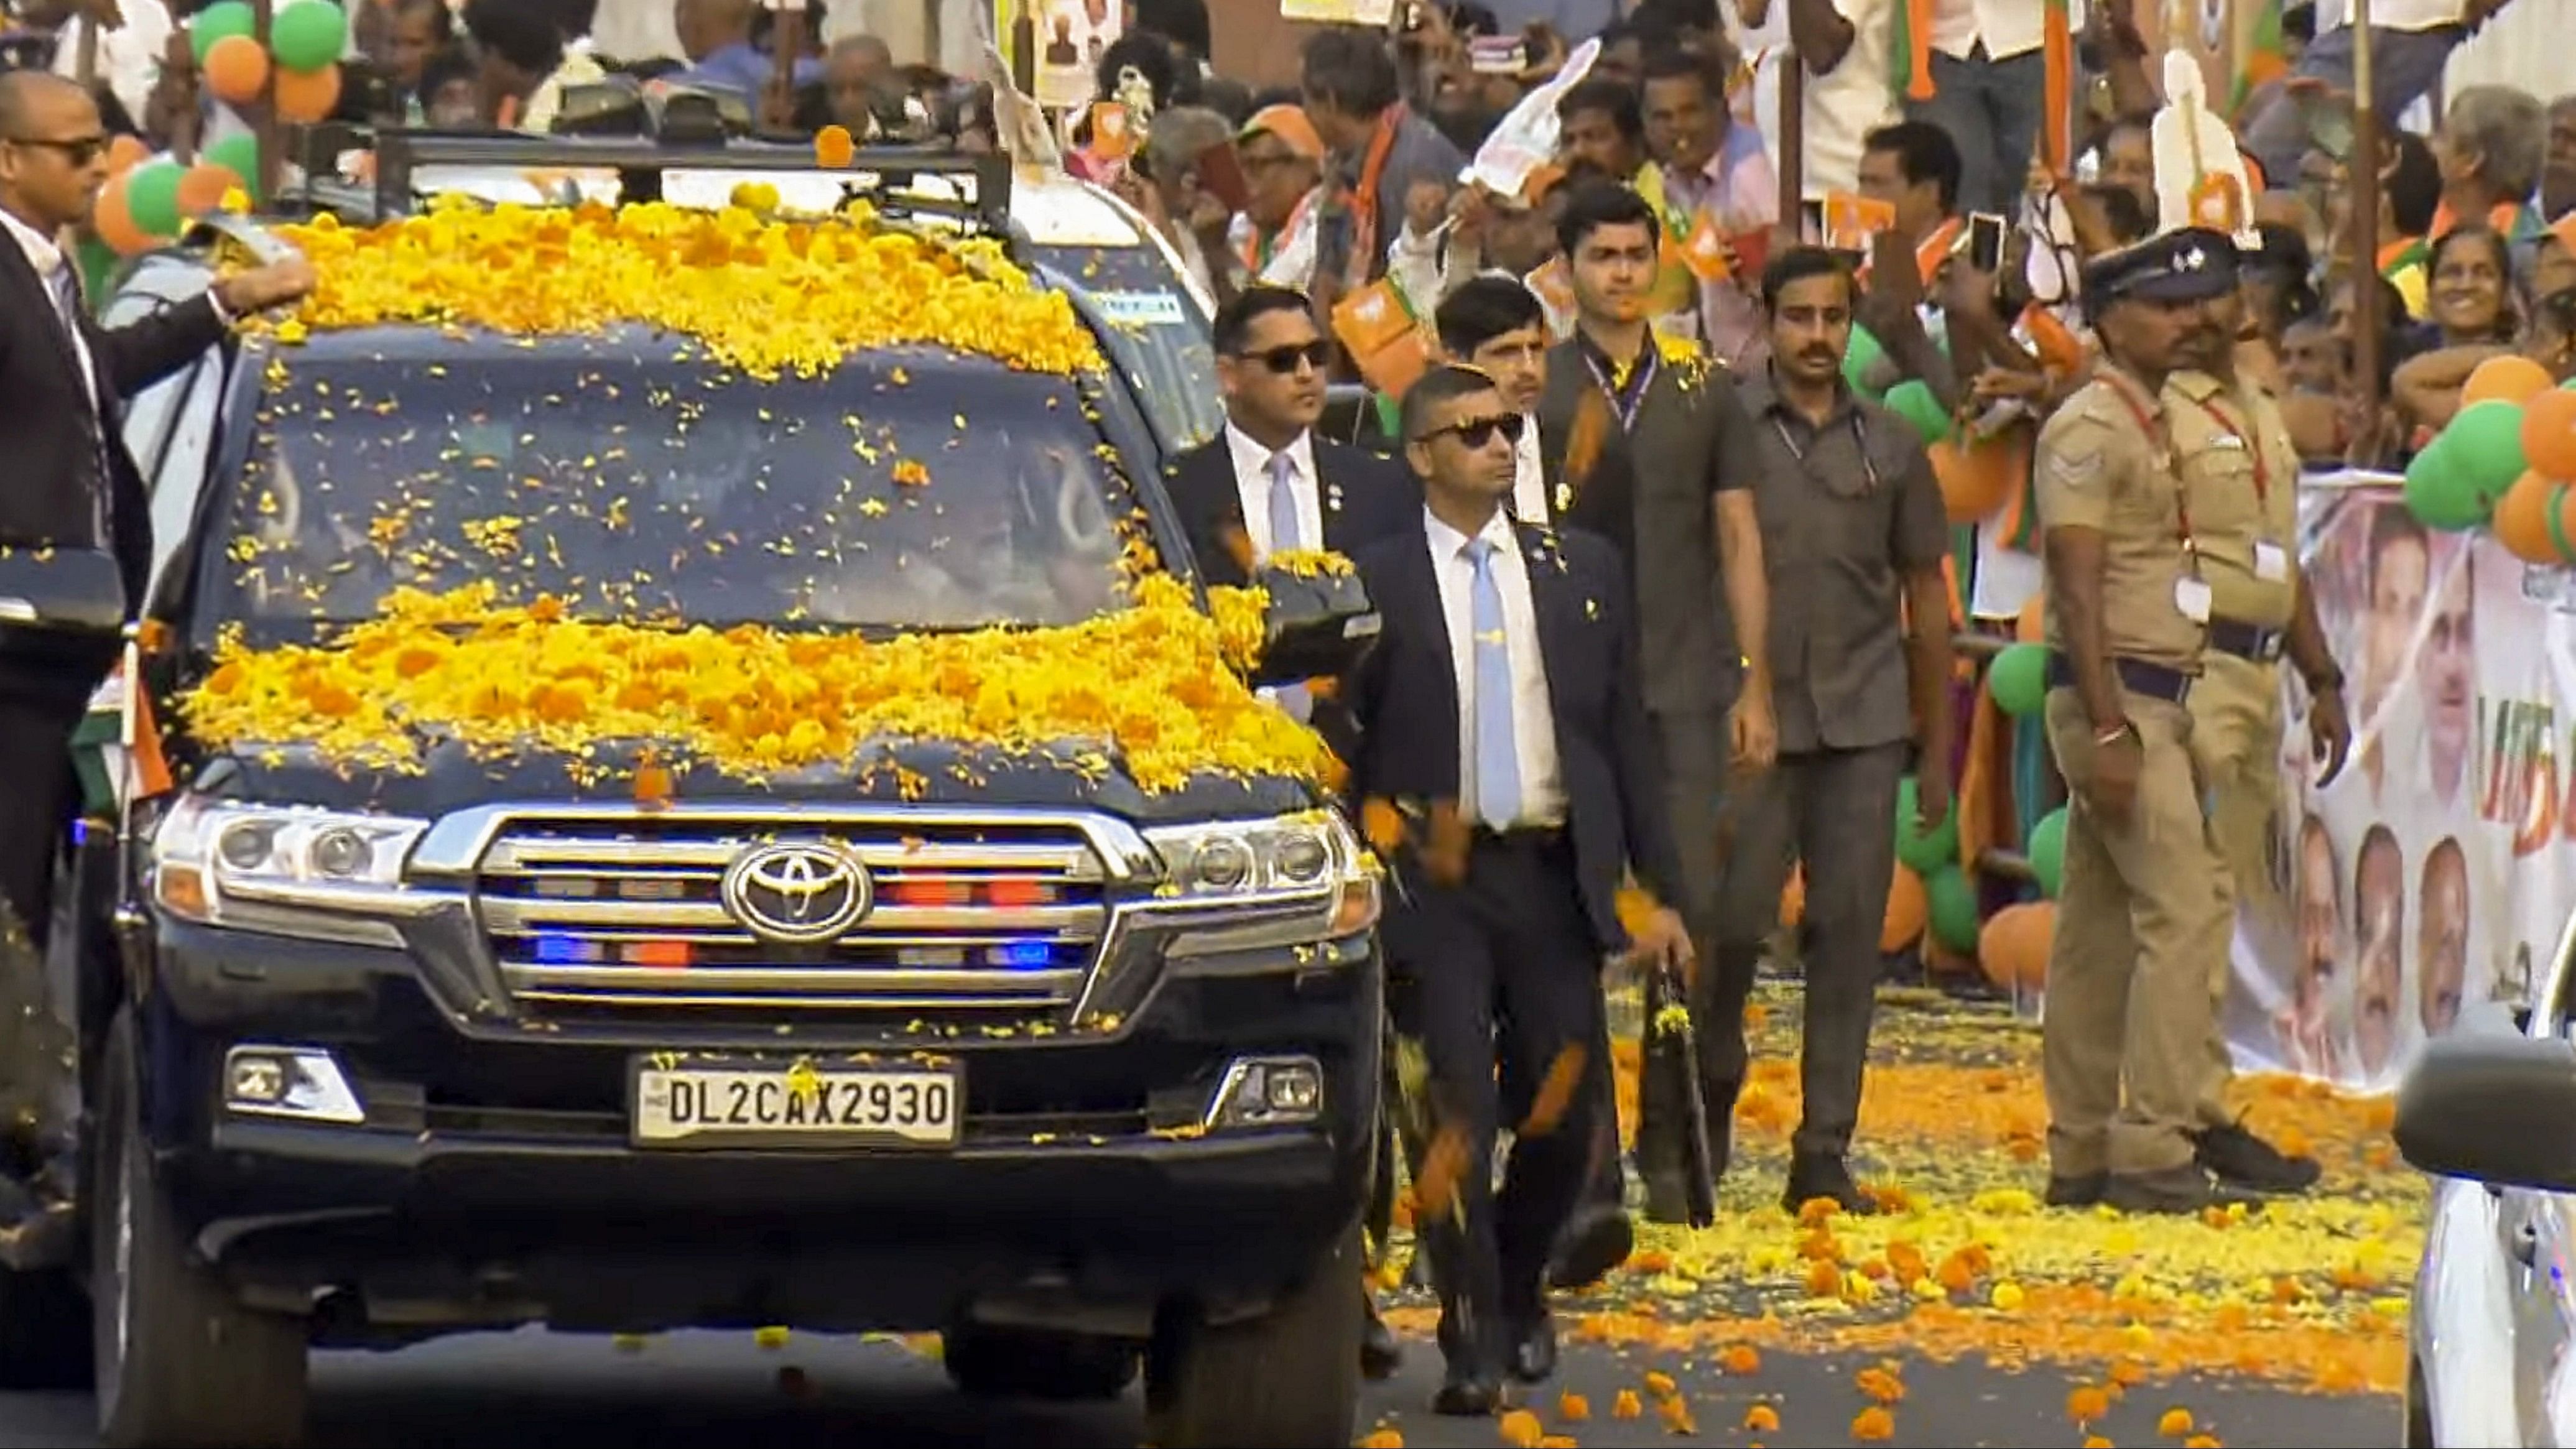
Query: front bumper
132 917 1381 1337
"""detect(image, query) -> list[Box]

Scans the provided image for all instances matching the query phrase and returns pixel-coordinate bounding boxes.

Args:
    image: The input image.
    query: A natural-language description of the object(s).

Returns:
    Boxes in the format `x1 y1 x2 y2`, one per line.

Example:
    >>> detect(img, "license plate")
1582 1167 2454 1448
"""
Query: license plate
631 1060 962 1148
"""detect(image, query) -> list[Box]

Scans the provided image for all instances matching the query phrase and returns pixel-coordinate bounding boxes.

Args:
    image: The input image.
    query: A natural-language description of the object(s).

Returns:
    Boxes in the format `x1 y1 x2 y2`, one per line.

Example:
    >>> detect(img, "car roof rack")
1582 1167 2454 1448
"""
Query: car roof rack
291 127 1014 237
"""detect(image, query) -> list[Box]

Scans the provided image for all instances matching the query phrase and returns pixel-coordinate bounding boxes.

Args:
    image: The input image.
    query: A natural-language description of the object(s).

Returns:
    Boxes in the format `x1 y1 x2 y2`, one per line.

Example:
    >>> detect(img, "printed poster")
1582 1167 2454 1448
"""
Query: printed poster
2226 475 2566 1091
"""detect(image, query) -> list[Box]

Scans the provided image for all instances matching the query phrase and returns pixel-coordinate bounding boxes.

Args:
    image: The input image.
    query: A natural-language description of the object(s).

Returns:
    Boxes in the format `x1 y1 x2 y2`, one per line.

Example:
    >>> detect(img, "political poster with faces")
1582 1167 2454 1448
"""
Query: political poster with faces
2226 475 2544 1095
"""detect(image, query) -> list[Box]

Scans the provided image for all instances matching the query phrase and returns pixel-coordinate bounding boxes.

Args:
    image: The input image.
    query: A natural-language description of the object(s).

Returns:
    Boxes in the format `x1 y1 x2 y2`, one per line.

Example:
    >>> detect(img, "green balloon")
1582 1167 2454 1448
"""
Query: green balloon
269 0 348 73
188 0 256 65
1925 864 1980 953
2402 435 2490 532
1885 379 1953 445
1986 641 2050 718
2027 806 2069 900
1844 325 1888 393
201 134 261 201
1894 774 1958 874
2441 397 2527 507
124 161 185 239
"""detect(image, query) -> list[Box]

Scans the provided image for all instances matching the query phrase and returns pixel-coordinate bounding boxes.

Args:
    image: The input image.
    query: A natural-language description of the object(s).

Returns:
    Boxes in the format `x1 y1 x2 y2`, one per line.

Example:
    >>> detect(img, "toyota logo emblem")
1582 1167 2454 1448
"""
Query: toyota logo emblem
720 841 873 944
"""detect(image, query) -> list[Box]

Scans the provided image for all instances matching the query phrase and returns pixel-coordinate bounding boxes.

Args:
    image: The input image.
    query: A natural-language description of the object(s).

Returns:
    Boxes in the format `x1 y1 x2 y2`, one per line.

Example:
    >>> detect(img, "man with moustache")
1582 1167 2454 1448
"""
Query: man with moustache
1534 178 1775 1228
2353 825 2406 1081
1434 277 1559 526
2277 815 2346 1080
2163 275 2349 1195
2357 509 2430 799
2418 836 2469 1037
1706 246 1955 1213
2032 226 2245 1215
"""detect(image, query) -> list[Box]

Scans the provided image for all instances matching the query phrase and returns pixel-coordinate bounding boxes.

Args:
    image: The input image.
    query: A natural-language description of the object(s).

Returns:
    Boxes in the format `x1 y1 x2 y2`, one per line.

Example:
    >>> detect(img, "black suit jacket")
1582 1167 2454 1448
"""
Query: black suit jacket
1343 517 1682 956
1163 432 1417 588
0 235 228 617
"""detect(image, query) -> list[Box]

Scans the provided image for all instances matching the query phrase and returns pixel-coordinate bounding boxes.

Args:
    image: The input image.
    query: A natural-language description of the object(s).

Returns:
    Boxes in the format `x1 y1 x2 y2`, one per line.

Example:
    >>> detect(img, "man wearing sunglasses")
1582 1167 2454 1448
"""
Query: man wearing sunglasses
0 71 313 1242
1341 363 1690 1415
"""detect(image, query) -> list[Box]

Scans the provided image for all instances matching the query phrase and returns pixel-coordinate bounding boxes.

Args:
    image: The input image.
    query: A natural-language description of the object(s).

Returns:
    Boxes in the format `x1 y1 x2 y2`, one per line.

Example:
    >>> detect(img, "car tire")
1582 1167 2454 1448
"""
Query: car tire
92 1008 310 1449
942 1324 1139 1400
1144 1218 1363 1449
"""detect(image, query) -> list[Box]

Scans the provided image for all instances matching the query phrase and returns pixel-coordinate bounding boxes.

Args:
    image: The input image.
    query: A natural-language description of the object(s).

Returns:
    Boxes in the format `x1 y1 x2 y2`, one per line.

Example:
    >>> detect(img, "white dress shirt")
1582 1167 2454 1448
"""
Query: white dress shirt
1423 507 1567 830
1735 0 1899 201
1223 422 1323 561
2 205 101 419
1509 415 1549 524
48 4 172 133
1929 0 2046 61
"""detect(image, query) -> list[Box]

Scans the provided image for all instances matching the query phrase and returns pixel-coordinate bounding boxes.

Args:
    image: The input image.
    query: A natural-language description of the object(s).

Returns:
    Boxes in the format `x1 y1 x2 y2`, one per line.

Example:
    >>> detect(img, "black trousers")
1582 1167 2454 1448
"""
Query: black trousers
1385 829 1605 1378
0 692 82 949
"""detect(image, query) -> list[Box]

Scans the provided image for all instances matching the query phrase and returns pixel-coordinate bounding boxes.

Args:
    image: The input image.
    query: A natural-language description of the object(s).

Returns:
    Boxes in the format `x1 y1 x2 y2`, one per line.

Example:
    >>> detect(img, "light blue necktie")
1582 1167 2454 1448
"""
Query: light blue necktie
1468 537 1522 830
1266 450 1312 721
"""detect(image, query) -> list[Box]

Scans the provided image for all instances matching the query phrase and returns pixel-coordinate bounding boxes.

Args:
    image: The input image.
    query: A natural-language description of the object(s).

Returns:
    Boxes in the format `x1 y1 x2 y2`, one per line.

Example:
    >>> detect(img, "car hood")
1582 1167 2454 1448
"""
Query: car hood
191 735 1319 825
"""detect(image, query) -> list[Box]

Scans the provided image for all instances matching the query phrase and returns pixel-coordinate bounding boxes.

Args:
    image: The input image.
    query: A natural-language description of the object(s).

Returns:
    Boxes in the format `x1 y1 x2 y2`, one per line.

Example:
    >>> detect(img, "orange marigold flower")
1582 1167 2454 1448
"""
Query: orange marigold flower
1555 1391 1590 1422
1851 1406 1896 1441
2068 1386 2111 1424
1642 1369 1678 1399
1499 1408 1545 1447
1611 1389 1643 1419
1855 1366 1905 1404
2159 1408 2195 1437
1744 1403 1780 1432
1721 1344 1761 1375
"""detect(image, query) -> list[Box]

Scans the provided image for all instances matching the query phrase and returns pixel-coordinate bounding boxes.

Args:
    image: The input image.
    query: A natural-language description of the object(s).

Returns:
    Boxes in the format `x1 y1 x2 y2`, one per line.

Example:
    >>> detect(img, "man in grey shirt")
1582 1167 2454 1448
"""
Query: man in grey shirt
1300 27 1466 292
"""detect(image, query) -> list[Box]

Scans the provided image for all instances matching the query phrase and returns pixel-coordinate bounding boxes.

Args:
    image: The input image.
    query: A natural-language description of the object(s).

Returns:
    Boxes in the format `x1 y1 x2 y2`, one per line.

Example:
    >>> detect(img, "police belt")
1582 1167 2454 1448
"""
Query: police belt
2205 618 2287 664
2044 652 2193 705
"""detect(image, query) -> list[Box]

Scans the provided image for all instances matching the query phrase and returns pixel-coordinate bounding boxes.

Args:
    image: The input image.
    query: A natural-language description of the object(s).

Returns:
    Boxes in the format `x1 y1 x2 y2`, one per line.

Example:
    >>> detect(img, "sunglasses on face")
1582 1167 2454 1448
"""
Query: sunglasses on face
1420 413 1526 447
4 133 110 166
1236 340 1332 373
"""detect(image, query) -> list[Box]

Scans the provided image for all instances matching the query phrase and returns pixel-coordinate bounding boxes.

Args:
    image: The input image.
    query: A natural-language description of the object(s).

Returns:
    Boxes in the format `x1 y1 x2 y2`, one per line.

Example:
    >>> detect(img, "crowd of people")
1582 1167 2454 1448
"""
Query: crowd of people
2 0 2569 1419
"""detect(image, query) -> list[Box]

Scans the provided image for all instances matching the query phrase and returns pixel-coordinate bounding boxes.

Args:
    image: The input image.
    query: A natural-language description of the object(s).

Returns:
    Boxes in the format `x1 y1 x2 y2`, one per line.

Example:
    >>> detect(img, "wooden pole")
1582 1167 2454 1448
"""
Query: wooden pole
2350 0 2381 441
252 0 281 205
1776 45 1803 236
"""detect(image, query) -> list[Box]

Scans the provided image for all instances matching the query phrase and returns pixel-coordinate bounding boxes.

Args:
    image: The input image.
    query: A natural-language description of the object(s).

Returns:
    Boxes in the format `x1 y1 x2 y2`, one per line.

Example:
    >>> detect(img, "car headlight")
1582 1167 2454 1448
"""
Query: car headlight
153 795 431 930
1142 812 1379 942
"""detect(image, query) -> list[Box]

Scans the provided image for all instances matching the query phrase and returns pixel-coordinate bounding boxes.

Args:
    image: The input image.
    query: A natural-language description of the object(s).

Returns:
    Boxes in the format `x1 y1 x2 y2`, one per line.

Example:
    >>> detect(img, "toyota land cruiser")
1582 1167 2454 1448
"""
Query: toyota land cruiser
5 137 1383 1449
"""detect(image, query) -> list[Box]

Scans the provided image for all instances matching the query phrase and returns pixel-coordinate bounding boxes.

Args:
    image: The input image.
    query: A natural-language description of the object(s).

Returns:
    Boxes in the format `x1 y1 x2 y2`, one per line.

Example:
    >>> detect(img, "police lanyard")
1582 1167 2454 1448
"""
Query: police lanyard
2181 394 2268 503
1585 347 1659 433
1771 412 1881 493
2095 371 2198 568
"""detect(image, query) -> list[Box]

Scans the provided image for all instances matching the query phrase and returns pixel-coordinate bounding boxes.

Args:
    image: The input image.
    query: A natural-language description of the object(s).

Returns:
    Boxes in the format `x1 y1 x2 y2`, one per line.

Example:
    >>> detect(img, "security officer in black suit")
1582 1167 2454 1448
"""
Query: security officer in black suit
0 70 312 1233
1343 364 1692 1415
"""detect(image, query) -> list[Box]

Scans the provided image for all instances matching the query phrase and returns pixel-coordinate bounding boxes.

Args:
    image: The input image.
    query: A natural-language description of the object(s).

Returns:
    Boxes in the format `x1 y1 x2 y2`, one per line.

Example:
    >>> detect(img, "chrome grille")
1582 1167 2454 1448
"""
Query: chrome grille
474 818 1111 1015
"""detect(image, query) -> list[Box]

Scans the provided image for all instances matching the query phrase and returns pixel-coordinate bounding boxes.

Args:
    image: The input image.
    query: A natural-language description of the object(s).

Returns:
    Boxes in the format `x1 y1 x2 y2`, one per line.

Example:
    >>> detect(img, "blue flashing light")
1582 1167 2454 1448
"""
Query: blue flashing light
991 940 1056 970
533 933 603 965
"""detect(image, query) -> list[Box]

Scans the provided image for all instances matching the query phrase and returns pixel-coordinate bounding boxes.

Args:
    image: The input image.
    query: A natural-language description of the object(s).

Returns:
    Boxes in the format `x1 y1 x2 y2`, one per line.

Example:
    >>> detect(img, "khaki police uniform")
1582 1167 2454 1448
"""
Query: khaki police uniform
2164 370 2302 1129
2033 359 2235 1182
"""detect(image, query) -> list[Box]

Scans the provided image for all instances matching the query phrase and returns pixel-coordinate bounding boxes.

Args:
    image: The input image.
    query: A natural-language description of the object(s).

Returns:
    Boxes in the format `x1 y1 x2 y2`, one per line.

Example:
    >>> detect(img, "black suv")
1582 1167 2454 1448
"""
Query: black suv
4 139 1383 1449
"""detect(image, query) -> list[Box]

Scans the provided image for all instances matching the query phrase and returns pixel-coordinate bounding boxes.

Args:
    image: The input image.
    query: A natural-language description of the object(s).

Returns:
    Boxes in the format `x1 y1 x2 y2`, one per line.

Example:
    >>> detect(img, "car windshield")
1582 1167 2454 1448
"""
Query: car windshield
1032 243 1223 451
216 338 1144 634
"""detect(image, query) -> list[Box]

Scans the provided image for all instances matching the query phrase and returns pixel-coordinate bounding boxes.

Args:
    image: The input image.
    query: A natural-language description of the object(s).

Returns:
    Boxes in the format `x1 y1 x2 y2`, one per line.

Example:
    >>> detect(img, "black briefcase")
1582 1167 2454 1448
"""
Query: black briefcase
0 545 127 683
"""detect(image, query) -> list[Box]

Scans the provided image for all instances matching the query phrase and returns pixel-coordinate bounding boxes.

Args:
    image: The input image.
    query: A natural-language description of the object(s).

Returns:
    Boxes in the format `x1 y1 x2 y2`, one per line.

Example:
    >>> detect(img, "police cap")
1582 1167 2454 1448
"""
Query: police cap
2080 226 2241 306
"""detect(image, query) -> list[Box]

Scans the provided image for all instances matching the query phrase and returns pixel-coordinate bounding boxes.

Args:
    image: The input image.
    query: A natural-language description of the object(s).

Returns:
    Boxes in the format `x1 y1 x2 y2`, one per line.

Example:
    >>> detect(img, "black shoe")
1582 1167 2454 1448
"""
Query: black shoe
2044 1171 2109 1208
1505 1310 1558 1384
2102 1162 2239 1215
1546 1205 1633 1289
1360 1299 1403 1381
1781 1153 1876 1216
2192 1118 2322 1194
1433 1372 1503 1416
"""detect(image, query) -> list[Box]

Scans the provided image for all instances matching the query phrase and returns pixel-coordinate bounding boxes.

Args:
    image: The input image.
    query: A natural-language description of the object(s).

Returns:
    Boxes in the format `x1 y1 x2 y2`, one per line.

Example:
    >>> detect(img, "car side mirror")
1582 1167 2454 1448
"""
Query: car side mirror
1245 562 1381 690
2396 1034 2576 1191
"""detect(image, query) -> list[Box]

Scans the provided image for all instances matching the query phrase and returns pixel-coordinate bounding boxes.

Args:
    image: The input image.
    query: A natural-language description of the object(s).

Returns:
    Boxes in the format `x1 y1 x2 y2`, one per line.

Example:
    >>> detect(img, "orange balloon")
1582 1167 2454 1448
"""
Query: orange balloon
90 174 154 257
1781 865 1805 929
2521 387 2576 480
1930 437 2020 522
2494 471 2562 565
202 34 270 107
2462 354 2554 407
103 133 149 178
272 63 341 124
1880 864 1928 953
1976 900 2056 991
2014 592 2046 643
174 161 243 218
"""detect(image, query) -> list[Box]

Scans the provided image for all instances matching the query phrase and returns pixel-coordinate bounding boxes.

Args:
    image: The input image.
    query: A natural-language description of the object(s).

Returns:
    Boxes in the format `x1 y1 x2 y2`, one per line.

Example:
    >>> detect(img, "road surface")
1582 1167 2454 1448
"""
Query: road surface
0 1326 2401 1447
